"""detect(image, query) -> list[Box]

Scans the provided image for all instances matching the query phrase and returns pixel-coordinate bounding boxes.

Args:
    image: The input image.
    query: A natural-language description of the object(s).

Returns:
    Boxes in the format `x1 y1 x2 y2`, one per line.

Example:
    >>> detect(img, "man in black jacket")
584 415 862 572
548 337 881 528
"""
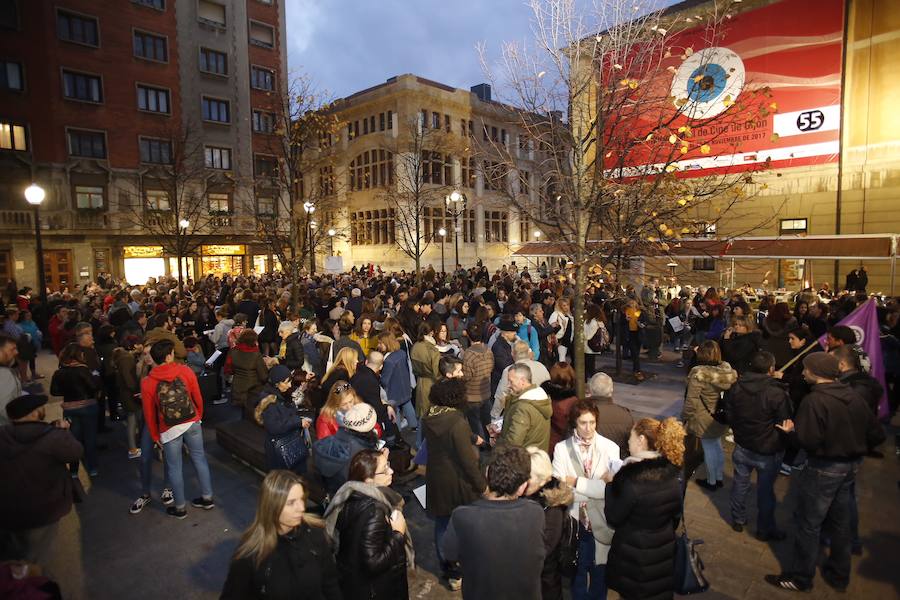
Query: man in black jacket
724 351 791 540
350 351 394 437
832 344 884 416
766 352 885 594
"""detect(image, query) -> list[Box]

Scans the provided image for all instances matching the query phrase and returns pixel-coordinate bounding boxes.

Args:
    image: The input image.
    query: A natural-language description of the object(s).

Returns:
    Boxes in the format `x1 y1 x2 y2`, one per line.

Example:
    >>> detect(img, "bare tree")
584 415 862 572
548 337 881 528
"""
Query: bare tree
122 121 224 296
482 0 777 392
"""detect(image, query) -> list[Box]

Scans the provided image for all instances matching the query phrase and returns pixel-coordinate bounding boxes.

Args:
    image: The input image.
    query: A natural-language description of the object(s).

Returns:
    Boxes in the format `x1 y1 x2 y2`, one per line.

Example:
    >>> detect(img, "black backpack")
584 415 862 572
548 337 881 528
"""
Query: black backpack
157 378 196 426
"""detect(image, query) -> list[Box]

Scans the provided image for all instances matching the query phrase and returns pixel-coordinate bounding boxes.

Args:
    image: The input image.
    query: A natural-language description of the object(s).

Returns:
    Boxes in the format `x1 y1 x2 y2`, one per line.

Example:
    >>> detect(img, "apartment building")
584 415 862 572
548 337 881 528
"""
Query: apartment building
0 0 287 290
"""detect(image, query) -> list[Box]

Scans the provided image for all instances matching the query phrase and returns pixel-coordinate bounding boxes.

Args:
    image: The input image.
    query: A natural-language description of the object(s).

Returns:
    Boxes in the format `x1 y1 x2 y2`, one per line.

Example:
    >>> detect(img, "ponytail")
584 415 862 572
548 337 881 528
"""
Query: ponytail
633 417 686 467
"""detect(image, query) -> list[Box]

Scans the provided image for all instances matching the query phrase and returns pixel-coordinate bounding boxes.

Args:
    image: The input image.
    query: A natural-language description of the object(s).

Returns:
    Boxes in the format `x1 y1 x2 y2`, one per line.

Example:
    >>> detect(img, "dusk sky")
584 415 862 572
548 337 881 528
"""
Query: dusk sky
285 0 679 102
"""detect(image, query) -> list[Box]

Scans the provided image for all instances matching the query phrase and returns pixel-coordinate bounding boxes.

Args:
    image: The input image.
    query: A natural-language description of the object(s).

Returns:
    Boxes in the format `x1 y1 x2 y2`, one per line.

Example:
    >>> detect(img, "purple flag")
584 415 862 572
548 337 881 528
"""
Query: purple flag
818 299 888 418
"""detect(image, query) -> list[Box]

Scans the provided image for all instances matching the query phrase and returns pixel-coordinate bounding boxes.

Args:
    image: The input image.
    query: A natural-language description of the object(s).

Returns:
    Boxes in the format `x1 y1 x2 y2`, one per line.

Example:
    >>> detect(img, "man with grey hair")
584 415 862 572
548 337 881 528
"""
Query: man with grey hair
496 363 552 452
491 340 551 419
587 372 634 458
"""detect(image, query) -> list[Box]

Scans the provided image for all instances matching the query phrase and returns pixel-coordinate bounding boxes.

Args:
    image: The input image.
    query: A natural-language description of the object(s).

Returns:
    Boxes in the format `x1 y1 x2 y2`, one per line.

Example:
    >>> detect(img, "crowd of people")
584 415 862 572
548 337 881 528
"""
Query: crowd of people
0 261 895 599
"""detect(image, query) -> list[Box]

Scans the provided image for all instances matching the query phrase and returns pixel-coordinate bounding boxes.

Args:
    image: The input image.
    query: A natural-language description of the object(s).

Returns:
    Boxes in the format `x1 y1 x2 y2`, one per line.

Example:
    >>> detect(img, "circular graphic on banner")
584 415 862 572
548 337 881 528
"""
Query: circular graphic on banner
670 47 745 119
849 325 864 345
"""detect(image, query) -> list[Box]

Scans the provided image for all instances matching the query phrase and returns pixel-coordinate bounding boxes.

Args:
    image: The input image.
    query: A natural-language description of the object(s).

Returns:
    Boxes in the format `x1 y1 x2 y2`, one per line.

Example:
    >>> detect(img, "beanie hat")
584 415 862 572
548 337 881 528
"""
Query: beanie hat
268 364 292 385
342 403 376 433
803 352 840 380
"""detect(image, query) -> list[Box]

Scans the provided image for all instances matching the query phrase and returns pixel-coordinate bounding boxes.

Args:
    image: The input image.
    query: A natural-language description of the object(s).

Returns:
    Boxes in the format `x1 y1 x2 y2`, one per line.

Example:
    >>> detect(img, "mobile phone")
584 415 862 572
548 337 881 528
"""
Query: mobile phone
376 439 387 450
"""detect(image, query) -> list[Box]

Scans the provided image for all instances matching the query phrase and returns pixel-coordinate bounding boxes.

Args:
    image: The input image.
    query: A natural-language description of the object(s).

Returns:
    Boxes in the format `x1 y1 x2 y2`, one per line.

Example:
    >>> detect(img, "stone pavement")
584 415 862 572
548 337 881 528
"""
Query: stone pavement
32 349 900 599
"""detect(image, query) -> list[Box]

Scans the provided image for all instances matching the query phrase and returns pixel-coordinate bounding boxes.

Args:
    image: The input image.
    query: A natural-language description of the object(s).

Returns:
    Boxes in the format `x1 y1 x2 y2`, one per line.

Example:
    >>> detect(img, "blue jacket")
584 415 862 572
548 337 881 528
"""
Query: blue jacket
381 349 412 406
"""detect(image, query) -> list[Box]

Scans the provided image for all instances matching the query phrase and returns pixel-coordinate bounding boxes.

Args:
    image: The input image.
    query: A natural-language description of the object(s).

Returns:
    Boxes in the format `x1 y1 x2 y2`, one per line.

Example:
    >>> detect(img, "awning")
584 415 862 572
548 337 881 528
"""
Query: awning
513 235 898 260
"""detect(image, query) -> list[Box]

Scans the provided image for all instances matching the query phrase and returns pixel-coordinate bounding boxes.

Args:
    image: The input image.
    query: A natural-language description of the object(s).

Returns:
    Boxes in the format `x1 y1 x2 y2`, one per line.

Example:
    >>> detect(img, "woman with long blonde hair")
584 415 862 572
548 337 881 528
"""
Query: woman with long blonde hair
318 346 360 409
221 471 340 599
316 380 360 440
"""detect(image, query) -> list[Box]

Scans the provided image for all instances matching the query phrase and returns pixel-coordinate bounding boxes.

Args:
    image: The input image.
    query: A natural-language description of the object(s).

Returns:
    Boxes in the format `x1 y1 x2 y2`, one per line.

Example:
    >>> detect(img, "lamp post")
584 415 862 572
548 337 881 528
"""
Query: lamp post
24 184 47 303
445 190 467 272
438 227 446 275
303 201 315 274
328 228 336 256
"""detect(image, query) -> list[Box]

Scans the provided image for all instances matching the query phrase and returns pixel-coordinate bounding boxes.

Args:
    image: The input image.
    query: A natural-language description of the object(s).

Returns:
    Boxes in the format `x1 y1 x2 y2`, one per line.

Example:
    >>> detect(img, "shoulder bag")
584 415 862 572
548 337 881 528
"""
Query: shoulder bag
674 498 710 594
272 429 308 470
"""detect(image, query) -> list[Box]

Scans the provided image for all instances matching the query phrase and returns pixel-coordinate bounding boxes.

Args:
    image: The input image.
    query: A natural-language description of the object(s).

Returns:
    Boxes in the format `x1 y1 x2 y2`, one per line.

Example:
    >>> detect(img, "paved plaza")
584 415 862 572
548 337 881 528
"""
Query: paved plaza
36 350 900 600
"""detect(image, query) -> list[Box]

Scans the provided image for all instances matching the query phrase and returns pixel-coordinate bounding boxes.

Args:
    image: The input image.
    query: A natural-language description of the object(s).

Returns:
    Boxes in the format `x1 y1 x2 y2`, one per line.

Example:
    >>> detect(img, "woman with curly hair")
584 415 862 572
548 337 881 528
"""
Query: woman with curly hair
605 418 686 600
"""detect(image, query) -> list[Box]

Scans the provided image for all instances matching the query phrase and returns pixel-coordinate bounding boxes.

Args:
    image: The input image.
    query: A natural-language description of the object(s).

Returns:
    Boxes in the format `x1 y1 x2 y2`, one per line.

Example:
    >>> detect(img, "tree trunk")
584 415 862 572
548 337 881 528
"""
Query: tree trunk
614 253 624 376
176 251 184 298
572 259 586 399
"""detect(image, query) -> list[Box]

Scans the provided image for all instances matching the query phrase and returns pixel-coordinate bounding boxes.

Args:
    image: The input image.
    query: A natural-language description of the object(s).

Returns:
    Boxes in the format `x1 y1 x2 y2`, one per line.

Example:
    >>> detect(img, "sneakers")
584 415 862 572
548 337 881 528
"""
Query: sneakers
764 574 811 593
128 448 142 459
130 495 151 514
676 360 685 368
161 488 174 505
166 506 188 520
88 469 98 477
191 497 215 510
448 577 462 591
779 463 793 476
212 396 229 405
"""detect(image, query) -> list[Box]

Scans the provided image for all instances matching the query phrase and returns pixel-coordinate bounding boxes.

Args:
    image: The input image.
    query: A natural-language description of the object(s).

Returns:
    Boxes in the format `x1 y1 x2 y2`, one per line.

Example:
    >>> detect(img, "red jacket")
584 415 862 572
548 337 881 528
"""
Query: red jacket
140 362 203 442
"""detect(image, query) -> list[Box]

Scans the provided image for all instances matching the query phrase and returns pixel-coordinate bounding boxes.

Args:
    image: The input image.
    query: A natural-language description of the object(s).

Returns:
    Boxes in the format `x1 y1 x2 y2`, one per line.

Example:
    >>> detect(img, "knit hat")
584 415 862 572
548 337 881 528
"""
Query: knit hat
268 365 292 385
343 403 376 433
803 352 840 380
6 394 47 420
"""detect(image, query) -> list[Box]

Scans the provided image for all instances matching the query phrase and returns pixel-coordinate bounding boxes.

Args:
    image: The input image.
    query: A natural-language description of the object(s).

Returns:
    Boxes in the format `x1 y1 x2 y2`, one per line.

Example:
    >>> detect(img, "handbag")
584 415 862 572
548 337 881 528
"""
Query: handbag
674 510 710 594
699 392 729 425
558 514 579 578
271 429 307 470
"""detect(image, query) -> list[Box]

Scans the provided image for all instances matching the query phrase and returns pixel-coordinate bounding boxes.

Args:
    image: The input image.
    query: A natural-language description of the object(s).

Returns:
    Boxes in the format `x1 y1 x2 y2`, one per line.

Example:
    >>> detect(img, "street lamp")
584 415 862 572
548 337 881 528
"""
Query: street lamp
179 218 190 229
24 184 47 303
534 230 542 240
445 190 467 272
303 202 315 274
328 228 336 256
438 227 447 275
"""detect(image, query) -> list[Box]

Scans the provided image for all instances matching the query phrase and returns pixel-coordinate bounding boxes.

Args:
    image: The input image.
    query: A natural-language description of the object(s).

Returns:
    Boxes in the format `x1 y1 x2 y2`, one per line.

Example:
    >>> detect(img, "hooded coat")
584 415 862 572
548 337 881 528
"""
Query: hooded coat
422 405 486 517
229 343 268 412
794 381 885 459
499 385 553 453
529 480 575 600
410 339 441 418
682 362 737 439
140 362 203 442
605 456 682 600
840 370 884 416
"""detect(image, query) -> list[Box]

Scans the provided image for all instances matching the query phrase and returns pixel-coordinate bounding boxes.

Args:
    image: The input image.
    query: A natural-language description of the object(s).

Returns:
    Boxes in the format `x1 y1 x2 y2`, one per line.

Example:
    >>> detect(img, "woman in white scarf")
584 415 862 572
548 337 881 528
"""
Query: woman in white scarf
552 399 623 599
549 298 574 363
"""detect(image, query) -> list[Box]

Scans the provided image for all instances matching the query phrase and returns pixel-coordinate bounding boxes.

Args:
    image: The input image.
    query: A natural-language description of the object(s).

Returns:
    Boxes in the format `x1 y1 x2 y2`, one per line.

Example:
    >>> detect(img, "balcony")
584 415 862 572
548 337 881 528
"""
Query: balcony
0 210 33 230
73 210 111 229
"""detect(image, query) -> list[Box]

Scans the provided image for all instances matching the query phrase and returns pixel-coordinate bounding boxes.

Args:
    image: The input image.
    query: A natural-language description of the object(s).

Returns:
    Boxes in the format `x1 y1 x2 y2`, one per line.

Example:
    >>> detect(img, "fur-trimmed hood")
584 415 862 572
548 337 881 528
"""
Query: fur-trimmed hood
541 380 577 402
613 455 678 484
540 480 575 508
689 362 737 390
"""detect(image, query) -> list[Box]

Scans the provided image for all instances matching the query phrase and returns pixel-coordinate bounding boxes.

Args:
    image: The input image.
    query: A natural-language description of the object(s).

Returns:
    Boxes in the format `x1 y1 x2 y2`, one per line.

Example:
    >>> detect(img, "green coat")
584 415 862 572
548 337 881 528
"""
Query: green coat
500 385 553 453
682 362 737 439
410 339 441 418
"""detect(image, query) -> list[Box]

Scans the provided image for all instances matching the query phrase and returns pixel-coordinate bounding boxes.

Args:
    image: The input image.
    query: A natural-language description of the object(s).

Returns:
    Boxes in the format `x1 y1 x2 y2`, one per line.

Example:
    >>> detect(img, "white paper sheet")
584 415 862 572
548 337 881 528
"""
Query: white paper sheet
205 349 222 366
413 484 427 509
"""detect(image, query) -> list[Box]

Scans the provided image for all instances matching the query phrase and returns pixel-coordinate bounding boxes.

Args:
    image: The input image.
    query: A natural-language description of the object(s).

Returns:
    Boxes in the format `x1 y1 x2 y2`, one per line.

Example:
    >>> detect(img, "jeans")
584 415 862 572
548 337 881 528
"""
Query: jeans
162 422 213 509
573 524 607 600
126 411 142 450
730 445 782 534
465 399 491 441
140 419 169 496
700 437 724 484
434 515 460 578
64 403 98 473
788 458 859 589
396 399 417 430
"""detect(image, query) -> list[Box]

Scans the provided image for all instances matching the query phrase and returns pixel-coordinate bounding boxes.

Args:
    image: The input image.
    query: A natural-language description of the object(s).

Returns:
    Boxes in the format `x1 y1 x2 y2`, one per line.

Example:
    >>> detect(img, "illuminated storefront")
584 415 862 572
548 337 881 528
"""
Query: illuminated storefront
123 246 165 284
201 245 246 276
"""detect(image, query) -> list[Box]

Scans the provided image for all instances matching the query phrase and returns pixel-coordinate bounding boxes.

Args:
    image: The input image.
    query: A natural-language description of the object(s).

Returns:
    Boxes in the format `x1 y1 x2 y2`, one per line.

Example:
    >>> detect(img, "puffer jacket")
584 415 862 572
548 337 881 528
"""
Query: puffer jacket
499 385 553 452
605 456 682 600
682 362 737 439
530 480 574 600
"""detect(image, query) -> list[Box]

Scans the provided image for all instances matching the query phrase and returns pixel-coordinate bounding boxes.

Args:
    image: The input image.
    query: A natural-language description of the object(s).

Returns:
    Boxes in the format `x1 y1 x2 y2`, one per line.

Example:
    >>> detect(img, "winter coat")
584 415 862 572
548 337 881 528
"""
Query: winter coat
760 317 797 368
552 434 623 564
236 299 260 330
50 364 101 410
490 336 515 394
220 524 341 600
349 332 376 358
111 347 141 412
257 307 279 344
351 365 390 429
781 345 822 412
794 381 885 459
280 332 305 371
499 385 553 452
605 456 682 600
333 335 366 363
723 372 791 455
255 385 309 471
720 330 762 374
314 428 378 496
0 422 83 530
380 350 411 407
410 339 441 418
332 490 408 600
301 332 324 377
542 381 577 455
462 343 493 404
840 370 884 416
230 344 268 411
682 362 737 439
590 396 635 460
422 406 486 517
529 481 574 600
143 326 187 361
446 312 468 349
140 362 203 443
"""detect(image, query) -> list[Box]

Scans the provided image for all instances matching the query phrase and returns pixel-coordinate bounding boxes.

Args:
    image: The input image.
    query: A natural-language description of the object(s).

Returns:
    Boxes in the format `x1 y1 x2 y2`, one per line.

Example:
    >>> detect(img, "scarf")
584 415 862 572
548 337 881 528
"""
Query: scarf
572 432 594 529
324 481 416 569
423 334 436 346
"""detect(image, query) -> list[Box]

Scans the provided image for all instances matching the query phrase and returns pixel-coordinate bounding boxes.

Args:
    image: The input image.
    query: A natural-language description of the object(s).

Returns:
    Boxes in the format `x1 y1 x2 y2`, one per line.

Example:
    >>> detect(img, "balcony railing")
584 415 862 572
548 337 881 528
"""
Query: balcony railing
0 210 33 230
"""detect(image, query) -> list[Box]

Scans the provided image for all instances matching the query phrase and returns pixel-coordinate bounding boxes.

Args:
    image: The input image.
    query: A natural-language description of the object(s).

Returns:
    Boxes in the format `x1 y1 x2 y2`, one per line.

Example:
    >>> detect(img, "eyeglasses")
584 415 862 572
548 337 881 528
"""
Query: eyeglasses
374 466 393 476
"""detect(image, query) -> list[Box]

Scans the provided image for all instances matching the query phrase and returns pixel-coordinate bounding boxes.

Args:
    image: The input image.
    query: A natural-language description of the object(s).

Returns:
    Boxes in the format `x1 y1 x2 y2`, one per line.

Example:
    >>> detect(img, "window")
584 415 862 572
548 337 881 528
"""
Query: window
421 152 451 185
208 192 230 213
1 0 18 29
198 0 225 26
0 61 23 91
57 10 99 46
133 30 168 61
250 66 274 91
518 170 530 195
484 210 508 243
67 129 106 158
252 110 275 133
379 112 385 131
199 48 227 75
62 70 102 103
257 196 275 217
349 149 394 191
518 134 530 151
137 85 170 114
350 209 395 245
139 137 171 164
501 129 507 145
319 130 333 148
75 185 104 209
696 222 716 238
432 112 440 130
202 96 229 123
692 258 716 271
423 207 455 242
519 213 531 242
204 146 231 169
134 0 165 9
0 120 27 151
254 154 277 177
387 110 392 130
249 21 274 48
461 157 476 188
780 218 808 234
445 114 451 133
319 166 334 196
483 161 507 192
145 189 170 211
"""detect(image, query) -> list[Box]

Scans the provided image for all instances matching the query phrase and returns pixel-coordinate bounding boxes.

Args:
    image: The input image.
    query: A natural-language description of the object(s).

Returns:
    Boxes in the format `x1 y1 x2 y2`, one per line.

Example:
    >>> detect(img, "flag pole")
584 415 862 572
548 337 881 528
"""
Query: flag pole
777 340 821 373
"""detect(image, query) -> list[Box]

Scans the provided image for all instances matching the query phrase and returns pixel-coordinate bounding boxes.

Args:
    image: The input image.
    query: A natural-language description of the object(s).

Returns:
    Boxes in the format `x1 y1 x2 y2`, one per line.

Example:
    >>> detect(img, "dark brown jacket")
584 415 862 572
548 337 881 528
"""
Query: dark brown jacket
588 395 635 459
422 406 486 517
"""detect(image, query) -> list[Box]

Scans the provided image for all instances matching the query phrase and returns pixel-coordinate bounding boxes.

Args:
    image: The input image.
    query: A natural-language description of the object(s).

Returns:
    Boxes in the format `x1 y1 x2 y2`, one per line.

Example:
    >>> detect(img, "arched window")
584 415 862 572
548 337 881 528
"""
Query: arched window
349 149 394 191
